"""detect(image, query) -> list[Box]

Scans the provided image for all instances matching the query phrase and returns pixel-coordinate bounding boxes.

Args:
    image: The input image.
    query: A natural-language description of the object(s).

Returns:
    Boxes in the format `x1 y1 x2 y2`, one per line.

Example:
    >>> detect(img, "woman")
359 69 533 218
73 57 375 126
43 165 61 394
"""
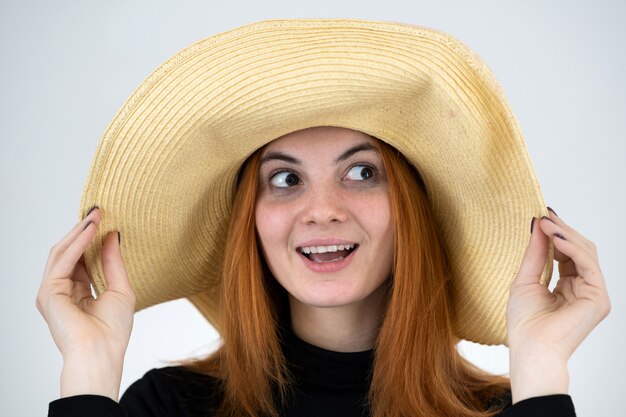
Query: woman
38 19 610 416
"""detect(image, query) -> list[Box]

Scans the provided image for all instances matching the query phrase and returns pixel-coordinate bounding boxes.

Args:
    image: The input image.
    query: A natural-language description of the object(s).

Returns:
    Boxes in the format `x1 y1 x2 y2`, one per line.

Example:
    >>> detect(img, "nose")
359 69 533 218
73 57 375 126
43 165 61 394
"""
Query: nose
298 185 349 225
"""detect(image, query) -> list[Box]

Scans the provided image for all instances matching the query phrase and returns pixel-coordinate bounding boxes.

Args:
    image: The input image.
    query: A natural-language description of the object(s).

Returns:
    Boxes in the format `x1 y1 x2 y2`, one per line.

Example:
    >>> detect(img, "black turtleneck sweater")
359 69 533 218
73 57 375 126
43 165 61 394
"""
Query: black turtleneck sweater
279 328 373 416
48 331 576 417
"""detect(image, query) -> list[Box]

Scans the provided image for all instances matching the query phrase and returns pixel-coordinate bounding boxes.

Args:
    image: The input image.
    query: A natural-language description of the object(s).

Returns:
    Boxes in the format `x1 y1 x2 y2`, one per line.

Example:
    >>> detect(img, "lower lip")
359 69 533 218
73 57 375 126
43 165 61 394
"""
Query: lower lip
298 248 356 273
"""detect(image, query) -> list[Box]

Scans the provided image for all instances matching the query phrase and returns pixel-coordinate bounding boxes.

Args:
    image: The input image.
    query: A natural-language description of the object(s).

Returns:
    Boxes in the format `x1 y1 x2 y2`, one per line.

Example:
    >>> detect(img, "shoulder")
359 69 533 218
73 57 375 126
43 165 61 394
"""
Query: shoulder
494 394 576 417
120 366 223 416
128 365 219 391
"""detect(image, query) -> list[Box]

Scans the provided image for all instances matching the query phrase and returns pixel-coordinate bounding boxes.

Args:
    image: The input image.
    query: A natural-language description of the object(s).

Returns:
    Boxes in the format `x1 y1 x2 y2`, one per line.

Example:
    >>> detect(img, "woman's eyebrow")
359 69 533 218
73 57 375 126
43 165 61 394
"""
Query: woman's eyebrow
334 142 376 163
260 142 376 166
260 151 300 165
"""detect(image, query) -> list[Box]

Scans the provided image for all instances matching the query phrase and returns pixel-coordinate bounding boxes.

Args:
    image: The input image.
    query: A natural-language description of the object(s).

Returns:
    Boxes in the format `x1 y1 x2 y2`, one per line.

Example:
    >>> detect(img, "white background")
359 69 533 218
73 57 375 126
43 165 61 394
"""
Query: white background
1 1 624 416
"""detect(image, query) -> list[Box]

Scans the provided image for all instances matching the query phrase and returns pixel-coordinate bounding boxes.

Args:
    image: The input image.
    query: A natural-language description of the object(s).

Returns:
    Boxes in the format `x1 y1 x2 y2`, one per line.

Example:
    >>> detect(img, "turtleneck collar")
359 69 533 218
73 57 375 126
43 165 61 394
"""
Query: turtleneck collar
281 326 374 393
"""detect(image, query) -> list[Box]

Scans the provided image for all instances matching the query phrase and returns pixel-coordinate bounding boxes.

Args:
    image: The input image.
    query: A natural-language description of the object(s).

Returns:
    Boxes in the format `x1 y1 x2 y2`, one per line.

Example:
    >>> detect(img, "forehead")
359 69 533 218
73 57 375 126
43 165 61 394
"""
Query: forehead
261 126 376 155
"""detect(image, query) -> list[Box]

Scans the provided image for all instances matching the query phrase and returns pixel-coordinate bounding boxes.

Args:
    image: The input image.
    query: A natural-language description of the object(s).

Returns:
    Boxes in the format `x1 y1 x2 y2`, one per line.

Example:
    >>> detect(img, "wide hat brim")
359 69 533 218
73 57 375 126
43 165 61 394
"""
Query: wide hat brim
80 18 552 346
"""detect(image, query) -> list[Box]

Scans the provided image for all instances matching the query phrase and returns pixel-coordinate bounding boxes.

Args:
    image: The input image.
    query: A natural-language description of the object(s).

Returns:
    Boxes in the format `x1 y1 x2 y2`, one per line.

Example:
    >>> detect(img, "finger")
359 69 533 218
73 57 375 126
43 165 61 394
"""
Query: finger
52 207 102 255
537 213 600 266
537 217 596 264
545 235 578 277
544 210 598 256
511 217 549 288
556 255 578 279
69 256 95 305
541 212 602 283
101 231 135 304
552 275 578 305
45 219 100 286
43 208 101 281
548 233 606 288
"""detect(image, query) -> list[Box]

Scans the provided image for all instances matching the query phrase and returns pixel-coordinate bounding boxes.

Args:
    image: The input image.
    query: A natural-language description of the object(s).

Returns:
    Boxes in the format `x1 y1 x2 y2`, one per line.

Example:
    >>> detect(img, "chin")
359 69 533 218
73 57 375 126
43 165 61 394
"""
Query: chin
291 285 373 310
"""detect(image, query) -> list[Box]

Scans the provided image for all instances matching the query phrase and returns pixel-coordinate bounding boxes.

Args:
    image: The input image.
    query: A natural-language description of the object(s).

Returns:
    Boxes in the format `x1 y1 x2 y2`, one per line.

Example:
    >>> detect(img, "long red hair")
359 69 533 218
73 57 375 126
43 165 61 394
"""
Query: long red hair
185 138 509 417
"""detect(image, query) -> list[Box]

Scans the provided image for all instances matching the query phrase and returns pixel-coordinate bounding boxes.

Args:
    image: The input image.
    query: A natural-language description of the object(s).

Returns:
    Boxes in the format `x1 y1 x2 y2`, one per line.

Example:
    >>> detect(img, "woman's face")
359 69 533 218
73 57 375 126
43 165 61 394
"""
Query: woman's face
255 126 394 312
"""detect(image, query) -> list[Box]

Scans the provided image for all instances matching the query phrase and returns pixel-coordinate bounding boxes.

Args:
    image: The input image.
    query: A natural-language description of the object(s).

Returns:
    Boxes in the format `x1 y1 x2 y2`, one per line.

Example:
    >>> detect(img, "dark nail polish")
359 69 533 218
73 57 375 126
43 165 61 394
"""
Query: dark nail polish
530 217 535 234
554 232 566 240
547 206 558 217
117 232 121 244
541 215 555 224
85 205 99 219
82 221 93 231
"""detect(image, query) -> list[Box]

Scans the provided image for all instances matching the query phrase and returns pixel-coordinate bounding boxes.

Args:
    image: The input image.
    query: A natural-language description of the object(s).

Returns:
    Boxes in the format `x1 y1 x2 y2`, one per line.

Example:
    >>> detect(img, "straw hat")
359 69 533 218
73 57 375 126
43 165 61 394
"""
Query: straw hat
79 18 553 346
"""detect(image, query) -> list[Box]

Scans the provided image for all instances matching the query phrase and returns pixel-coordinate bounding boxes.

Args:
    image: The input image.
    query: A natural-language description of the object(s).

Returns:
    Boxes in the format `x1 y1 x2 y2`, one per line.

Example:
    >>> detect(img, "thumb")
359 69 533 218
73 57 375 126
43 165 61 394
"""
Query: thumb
511 217 549 288
101 231 135 303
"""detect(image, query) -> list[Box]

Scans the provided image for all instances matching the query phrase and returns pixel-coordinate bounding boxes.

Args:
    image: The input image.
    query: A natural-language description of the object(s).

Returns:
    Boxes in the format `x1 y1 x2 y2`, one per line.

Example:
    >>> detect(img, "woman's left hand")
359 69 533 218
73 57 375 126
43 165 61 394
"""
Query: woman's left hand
506 208 610 403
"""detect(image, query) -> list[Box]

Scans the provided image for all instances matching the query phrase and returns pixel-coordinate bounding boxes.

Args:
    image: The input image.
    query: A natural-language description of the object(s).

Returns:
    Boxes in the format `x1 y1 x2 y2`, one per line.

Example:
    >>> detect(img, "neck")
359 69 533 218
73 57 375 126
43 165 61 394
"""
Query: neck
288 284 387 352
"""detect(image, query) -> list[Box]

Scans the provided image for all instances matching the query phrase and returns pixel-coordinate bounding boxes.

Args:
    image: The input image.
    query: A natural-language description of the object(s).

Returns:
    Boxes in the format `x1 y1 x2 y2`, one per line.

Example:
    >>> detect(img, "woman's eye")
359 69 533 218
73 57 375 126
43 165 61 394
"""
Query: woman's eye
270 171 300 188
345 165 375 181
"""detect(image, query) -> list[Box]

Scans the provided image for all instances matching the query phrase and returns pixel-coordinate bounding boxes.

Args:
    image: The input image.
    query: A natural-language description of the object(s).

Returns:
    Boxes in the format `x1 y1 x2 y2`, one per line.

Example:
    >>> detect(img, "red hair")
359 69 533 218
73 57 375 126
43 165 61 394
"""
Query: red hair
185 138 509 417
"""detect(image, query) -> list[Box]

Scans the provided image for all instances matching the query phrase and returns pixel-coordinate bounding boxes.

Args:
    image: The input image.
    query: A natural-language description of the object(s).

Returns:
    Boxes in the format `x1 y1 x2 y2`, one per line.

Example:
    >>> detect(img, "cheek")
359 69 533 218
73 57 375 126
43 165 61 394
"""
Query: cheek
255 201 291 253
353 192 393 242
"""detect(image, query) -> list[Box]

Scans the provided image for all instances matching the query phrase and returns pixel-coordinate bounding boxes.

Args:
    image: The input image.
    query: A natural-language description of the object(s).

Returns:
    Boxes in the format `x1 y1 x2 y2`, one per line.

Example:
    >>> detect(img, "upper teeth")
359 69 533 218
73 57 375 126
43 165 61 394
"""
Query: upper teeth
300 244 355 254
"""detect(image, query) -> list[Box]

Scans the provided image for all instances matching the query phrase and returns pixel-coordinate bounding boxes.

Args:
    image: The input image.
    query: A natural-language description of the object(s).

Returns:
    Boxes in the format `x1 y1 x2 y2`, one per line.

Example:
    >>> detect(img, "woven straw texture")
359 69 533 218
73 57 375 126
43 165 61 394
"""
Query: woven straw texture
80 18 552 345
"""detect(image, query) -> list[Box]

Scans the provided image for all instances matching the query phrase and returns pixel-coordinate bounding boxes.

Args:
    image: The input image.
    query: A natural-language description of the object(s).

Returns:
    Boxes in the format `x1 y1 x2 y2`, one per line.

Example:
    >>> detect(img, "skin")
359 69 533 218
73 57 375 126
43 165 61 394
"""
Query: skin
36 209 134 400
36 126 610 403
507 214 611 402
255 127 394 352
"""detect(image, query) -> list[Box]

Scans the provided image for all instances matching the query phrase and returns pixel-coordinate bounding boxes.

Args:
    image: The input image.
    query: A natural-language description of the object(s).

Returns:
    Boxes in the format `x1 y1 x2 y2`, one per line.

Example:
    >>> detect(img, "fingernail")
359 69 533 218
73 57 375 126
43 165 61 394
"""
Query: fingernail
82 221 93 231
84 205 99 219
547 206 558 217
530 217 535 234
554 232 566 240
117 232 121 244
541 215 556 224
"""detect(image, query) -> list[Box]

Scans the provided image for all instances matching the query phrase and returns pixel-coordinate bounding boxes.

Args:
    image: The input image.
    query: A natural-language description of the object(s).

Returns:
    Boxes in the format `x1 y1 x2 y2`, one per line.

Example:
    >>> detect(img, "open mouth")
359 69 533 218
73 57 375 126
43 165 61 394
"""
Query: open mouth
297 244 359 263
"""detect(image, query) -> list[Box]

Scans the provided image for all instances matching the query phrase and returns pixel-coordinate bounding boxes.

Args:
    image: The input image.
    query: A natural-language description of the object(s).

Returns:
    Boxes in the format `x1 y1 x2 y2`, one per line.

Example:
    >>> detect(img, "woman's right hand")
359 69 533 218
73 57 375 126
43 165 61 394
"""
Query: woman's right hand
36 207 135 401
